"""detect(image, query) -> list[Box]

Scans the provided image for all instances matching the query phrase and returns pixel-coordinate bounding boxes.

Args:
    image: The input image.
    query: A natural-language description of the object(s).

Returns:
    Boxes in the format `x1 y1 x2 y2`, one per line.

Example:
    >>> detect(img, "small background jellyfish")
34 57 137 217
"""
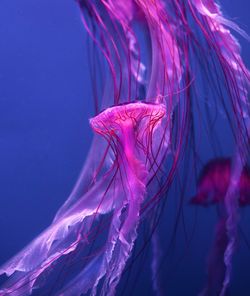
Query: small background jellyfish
0 0 250 295
191 158 250 295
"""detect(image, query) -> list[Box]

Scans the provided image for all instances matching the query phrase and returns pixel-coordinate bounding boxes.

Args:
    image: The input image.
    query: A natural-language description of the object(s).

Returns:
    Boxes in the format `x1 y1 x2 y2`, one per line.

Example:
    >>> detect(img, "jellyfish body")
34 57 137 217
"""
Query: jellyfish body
191 158 250 296
0 102 166 296
191 158 250 206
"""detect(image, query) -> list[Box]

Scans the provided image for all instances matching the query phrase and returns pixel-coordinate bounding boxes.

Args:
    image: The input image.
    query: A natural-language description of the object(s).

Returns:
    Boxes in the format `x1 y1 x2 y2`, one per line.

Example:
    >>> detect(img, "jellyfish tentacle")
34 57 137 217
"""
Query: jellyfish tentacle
199 218 228 296
151 229 163 296
220 154 241 296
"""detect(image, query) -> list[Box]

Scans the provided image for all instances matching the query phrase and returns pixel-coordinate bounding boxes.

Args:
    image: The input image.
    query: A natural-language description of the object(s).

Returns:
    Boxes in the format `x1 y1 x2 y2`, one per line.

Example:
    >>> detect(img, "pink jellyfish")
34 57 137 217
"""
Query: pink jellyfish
0 102 167 295
191 158 250 296
1 0 250 295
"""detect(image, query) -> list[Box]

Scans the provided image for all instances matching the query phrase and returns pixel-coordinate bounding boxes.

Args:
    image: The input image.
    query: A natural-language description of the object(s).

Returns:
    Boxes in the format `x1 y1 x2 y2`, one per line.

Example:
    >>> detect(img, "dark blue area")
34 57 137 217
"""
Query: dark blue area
0 0 93 261
0 1 249 295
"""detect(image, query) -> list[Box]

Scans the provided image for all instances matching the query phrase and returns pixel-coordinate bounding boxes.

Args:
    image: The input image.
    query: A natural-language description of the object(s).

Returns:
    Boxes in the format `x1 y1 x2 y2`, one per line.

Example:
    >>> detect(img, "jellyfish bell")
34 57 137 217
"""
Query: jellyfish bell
191 158 250 207
90 101 166 165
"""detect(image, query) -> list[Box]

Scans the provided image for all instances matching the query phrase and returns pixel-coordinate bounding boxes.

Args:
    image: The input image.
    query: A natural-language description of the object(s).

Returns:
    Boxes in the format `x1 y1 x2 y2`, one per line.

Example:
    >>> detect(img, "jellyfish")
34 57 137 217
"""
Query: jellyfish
191 158 250 296
0 101 167 296
1 0 250 295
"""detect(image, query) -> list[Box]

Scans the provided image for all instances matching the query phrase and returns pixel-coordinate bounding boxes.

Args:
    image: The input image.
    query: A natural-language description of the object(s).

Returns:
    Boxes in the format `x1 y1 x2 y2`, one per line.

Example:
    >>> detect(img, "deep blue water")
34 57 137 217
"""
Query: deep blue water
0 1 249 295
